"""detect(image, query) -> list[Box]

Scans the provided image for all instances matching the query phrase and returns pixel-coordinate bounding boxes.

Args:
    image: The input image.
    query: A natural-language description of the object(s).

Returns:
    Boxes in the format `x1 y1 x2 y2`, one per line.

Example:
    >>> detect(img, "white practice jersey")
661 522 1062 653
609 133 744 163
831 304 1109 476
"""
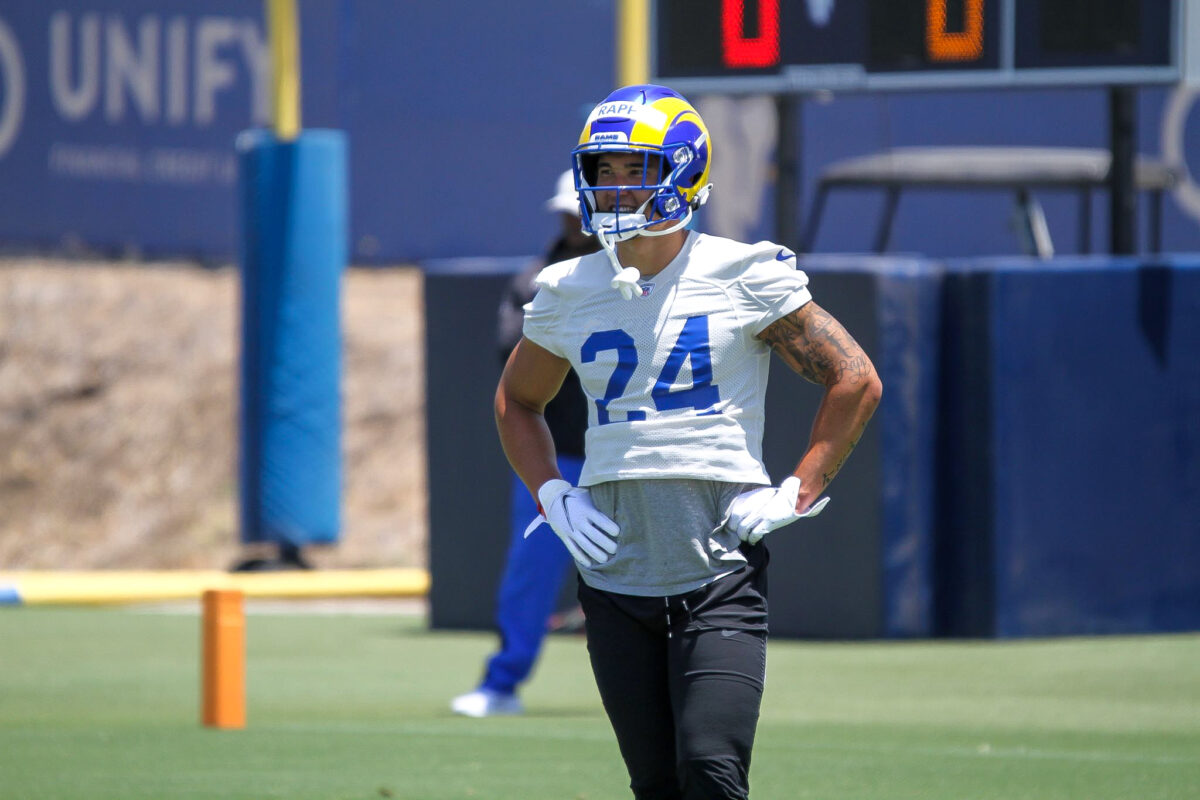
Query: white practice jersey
523 231 812 488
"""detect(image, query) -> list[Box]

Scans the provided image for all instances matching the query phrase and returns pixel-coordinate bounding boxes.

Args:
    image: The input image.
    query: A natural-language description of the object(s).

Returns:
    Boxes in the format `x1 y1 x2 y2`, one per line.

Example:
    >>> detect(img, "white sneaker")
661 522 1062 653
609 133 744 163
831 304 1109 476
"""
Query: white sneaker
450 688 523 718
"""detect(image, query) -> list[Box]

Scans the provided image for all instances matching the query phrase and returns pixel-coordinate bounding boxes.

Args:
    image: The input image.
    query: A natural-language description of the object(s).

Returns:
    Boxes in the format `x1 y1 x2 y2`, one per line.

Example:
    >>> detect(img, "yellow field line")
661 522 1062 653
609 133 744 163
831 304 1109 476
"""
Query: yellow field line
0 568 429 605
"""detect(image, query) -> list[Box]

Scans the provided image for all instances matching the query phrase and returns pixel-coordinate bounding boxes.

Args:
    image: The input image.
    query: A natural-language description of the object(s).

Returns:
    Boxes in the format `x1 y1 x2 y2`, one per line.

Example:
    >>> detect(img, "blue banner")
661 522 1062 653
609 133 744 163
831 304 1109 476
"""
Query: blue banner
2 2 1200 262
0 2 276 255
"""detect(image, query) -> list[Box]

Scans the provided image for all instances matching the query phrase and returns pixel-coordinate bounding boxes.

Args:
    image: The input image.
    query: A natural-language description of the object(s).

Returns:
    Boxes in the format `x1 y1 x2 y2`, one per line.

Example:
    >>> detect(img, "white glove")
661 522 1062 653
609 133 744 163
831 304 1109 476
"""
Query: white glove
524 479 620 567
724 476 830 545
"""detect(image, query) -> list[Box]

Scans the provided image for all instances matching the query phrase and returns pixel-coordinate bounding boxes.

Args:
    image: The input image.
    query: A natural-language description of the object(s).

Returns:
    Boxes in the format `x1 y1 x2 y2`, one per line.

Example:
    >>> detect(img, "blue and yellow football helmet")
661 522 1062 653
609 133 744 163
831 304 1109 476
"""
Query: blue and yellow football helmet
572 85 713 244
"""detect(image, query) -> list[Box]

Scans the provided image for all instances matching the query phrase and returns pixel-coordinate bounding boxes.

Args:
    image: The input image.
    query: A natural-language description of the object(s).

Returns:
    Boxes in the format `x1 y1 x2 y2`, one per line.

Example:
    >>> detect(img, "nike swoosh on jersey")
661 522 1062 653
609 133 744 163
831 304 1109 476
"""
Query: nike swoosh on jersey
776 249 794 262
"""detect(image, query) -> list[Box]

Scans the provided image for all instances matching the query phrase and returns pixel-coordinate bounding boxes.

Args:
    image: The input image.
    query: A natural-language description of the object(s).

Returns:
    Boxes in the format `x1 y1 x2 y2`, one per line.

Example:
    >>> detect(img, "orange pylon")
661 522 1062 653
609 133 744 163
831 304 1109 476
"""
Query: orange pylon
202 589 246 729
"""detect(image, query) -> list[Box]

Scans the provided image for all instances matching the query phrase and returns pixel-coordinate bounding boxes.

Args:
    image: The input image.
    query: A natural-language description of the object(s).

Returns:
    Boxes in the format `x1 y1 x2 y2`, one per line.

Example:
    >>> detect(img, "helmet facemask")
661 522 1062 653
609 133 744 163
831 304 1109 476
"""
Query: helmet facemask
572 142 706 244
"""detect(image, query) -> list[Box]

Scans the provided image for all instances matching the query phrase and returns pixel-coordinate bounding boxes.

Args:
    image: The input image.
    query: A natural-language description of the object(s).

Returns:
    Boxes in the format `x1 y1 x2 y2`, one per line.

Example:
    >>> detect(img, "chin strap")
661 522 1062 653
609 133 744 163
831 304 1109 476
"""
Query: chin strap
596 225 642 301
592 185 712 300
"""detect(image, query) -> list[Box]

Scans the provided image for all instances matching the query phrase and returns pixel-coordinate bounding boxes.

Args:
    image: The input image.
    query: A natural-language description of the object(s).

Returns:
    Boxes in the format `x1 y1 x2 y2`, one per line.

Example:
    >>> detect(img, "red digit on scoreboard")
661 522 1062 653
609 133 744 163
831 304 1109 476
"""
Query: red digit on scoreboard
721 0 780 68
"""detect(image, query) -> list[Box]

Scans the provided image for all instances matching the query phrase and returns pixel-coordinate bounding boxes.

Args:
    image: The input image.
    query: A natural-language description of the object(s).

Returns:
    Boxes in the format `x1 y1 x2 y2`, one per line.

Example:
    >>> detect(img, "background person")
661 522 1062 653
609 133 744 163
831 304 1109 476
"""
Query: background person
450 171 600 718
495 85 882 798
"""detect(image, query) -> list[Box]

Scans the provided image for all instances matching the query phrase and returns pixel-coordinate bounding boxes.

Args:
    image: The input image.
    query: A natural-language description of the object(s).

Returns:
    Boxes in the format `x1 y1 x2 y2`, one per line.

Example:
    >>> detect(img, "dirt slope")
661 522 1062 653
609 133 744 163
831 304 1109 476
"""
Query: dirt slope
0 259 426 570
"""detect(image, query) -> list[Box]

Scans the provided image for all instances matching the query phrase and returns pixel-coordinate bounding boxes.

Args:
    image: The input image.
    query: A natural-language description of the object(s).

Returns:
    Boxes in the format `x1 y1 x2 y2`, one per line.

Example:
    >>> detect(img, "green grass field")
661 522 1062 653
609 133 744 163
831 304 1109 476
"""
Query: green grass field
1 605 1197 800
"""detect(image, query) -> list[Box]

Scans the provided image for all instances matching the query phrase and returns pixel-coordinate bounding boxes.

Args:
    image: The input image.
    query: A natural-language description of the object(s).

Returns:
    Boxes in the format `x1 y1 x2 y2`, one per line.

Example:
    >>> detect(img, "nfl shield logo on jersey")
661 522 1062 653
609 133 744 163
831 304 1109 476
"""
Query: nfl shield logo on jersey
640 282 655 297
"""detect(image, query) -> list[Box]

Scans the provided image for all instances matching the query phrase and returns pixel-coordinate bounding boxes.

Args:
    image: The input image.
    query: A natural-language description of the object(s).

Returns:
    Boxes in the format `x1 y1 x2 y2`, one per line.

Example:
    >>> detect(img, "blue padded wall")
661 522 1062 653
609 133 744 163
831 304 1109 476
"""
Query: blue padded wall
424 253 1199 638
774 257 942 638
938 256 1200 637
876 262 943 636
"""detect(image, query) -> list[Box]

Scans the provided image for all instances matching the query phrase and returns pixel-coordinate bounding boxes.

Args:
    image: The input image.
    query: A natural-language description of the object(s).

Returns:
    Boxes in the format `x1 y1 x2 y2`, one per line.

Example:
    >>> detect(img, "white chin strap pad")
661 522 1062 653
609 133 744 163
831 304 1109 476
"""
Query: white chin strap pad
610 266 641 300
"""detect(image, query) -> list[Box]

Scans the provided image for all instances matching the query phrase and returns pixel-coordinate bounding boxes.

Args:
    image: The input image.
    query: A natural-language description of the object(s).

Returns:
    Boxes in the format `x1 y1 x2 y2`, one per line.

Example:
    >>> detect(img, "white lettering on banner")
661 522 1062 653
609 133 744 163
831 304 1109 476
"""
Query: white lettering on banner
48 142 141 180
166 17 187 125
145 146 236 184
51 13 101 121
106 15 159 122
0 16 25 159
48 11 268 128
194 17 237 124
47 141 236 185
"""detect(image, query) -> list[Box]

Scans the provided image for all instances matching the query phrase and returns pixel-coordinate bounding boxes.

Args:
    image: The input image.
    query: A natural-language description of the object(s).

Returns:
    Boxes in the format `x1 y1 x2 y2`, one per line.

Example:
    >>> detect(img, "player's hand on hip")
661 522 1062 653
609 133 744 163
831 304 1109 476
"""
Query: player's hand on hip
530 479 620 567
725 476 830 545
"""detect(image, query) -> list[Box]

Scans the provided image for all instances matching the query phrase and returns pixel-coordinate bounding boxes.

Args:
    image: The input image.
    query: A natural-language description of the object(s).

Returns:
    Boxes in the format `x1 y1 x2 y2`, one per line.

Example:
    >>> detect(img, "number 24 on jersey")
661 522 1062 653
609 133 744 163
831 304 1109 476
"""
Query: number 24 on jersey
580 315 721 425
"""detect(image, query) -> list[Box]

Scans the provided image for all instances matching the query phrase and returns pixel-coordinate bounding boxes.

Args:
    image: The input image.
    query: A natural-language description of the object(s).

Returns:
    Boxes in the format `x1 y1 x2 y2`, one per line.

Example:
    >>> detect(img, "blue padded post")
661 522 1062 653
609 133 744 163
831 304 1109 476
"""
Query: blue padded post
236 129 346 546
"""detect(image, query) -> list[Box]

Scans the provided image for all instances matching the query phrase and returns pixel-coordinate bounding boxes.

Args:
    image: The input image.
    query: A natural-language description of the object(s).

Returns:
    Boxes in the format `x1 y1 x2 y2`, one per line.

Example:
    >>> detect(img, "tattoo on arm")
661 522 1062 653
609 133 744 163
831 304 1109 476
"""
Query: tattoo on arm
759 304 880 492
759 303 874 387
821 419 869 487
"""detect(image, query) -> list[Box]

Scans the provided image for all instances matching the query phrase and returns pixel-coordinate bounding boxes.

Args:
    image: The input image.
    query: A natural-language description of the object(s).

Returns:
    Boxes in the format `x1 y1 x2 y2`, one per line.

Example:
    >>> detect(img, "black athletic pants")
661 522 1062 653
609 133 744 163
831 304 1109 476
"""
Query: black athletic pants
578 545 769 800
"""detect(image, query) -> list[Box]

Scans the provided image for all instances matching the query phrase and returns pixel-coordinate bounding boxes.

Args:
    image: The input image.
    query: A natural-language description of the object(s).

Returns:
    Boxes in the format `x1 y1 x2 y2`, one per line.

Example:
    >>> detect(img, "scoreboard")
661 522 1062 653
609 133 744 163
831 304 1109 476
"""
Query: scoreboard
653 0 1198 93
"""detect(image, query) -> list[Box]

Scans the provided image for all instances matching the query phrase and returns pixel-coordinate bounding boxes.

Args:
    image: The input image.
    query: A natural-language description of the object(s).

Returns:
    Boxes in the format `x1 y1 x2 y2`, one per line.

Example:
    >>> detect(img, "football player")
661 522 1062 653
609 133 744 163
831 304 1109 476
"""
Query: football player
496 85 882 799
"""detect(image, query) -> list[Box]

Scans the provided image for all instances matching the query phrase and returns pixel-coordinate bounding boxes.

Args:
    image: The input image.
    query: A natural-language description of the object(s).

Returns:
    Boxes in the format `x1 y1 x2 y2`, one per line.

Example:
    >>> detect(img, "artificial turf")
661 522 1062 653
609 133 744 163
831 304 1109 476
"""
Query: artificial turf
1 605 1196 799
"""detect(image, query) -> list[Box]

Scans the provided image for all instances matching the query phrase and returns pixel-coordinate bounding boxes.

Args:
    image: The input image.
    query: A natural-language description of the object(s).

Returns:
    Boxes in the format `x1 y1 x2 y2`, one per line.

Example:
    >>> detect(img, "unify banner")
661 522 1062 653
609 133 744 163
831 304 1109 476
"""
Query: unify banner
0 0 605 262
0 3 272 255
2 2 1200 262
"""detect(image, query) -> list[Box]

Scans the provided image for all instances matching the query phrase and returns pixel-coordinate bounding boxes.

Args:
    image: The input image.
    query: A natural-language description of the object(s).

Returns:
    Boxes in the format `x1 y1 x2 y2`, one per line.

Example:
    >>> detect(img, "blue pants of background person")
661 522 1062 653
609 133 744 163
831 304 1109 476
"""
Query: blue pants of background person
480 454 585 694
